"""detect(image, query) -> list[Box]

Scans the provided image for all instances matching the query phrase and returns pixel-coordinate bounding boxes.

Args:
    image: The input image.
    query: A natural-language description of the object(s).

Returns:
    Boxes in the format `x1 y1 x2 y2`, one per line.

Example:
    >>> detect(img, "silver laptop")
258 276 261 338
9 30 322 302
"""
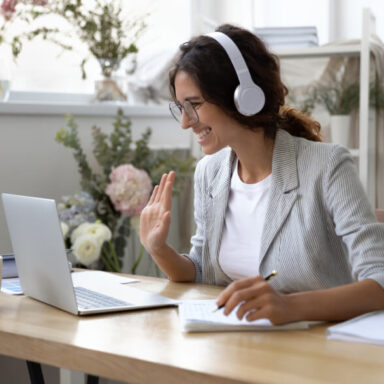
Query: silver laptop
2 193 177 315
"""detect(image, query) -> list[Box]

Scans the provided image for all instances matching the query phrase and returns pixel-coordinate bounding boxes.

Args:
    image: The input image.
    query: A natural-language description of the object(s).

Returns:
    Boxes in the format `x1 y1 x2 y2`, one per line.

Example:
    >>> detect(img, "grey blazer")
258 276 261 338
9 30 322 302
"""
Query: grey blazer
186 129 384 292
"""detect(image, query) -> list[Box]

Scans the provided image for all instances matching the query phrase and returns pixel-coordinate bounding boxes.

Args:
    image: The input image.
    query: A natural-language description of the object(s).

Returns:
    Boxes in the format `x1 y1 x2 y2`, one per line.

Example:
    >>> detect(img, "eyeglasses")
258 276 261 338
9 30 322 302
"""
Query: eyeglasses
169 100 205 124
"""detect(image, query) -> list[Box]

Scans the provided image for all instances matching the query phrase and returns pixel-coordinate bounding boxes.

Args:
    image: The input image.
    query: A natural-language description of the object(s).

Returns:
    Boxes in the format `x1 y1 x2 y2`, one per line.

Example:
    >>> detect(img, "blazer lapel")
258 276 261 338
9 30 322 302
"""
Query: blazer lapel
259 130 299 265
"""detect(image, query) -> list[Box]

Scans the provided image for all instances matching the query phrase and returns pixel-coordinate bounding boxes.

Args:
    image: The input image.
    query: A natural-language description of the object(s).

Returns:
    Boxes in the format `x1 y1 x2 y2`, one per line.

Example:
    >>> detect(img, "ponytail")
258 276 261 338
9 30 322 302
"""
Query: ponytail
278 105 322 142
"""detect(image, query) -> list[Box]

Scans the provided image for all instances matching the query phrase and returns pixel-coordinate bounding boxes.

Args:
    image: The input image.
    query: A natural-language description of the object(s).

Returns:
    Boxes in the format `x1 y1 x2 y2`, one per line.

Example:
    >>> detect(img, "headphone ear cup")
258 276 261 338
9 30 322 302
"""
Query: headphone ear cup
234 84 265 116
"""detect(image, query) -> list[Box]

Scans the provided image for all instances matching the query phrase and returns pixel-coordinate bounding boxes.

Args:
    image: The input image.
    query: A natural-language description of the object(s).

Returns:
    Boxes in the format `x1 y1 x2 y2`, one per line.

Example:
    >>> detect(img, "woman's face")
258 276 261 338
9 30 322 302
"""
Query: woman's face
174 70 243 155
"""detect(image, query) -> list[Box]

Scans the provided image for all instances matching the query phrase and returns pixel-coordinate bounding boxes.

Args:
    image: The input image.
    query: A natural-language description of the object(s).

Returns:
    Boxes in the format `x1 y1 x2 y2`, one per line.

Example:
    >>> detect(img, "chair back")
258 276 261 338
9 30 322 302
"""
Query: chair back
375 209 384 223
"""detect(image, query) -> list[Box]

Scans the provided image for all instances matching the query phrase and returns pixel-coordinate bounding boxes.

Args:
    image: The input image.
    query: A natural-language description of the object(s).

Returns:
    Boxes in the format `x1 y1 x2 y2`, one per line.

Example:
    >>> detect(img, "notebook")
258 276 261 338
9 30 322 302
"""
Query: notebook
0 253 17 278
178 300 313 332
2 193 177 315
327 311 384 345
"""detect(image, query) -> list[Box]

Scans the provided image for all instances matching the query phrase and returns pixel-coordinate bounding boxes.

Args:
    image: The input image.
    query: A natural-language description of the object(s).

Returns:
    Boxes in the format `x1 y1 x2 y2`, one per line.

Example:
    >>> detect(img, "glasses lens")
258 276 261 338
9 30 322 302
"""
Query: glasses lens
184 101 199 124
169 102 182 123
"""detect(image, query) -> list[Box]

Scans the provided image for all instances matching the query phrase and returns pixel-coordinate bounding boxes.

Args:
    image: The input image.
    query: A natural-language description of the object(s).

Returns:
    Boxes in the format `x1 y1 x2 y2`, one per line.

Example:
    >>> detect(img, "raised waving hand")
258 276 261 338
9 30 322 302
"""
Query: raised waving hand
140 172 175 255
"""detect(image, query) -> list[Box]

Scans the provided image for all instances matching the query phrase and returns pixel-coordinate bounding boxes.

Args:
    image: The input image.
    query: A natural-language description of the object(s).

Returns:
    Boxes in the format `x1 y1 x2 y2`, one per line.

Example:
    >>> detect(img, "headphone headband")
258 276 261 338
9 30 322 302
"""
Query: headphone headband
205 31 265 116
206 32 254 87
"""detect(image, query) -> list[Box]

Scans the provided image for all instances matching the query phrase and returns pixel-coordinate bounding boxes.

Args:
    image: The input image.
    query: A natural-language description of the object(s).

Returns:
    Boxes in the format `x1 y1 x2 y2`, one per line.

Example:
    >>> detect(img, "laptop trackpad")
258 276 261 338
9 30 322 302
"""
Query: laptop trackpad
72 271 176 308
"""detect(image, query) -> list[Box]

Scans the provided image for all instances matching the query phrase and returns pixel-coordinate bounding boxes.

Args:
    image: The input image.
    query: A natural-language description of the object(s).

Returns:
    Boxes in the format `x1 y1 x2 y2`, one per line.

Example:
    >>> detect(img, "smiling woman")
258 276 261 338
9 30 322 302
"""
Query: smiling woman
139 23 384 326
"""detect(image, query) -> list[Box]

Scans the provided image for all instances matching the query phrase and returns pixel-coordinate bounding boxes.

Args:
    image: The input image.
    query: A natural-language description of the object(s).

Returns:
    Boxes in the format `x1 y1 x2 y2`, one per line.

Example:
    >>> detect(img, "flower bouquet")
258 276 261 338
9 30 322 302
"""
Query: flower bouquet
56 109 195 273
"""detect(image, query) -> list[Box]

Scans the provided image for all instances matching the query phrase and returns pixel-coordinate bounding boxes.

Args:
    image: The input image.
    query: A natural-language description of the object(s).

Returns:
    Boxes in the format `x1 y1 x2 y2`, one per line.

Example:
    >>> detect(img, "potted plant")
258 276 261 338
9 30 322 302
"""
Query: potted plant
305 79 383 147
0 0 147 101
314 80 360 147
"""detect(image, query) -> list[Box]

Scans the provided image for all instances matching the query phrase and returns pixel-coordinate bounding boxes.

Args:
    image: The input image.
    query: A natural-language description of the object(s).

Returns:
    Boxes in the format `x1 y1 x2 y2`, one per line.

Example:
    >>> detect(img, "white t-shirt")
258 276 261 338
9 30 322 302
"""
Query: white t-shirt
219 159 271 280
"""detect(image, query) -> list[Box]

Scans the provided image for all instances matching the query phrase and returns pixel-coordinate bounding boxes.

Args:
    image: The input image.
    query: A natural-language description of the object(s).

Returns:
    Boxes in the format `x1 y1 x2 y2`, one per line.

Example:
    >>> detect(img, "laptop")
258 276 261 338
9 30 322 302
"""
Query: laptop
2 193 177 315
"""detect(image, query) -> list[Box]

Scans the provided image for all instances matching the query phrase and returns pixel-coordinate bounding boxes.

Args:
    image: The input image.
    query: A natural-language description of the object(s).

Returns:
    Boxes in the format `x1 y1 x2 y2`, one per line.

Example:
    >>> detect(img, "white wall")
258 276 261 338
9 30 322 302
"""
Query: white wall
330 0 384 41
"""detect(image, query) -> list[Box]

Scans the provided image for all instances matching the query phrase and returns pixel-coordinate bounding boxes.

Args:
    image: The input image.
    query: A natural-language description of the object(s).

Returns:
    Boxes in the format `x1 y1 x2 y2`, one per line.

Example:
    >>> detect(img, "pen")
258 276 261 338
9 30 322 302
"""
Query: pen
212 270 278 312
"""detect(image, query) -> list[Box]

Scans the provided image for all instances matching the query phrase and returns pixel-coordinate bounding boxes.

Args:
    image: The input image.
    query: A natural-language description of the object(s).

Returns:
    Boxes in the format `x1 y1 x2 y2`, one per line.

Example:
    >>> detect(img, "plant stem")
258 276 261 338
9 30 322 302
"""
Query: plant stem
100 240 121 272
108 240 121 272
101 251 115 272
131 244 144 274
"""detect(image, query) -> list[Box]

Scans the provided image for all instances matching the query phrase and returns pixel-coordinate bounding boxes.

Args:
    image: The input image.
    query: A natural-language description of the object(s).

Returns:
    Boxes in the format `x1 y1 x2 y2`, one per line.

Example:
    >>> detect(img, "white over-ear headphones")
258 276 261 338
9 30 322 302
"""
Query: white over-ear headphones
205 31 265 116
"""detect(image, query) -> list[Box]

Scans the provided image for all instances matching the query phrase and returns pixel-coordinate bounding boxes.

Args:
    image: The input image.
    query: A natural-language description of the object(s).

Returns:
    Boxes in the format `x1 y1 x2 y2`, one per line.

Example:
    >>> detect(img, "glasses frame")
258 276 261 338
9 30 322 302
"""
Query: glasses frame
169 100 204 124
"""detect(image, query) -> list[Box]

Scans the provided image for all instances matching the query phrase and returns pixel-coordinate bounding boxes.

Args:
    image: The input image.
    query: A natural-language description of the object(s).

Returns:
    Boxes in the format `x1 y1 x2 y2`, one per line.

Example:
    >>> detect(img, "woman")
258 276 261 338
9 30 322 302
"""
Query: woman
140 24 384 325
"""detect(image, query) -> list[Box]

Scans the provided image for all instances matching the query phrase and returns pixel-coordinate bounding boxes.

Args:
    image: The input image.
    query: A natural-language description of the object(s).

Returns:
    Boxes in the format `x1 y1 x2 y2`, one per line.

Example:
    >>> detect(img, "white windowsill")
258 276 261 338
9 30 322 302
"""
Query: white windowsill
0 91 170 117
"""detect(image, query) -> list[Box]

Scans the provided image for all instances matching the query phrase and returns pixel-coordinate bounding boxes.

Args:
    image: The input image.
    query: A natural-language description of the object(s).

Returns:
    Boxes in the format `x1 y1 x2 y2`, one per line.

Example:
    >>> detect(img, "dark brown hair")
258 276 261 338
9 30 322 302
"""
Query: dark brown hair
169 24 322 142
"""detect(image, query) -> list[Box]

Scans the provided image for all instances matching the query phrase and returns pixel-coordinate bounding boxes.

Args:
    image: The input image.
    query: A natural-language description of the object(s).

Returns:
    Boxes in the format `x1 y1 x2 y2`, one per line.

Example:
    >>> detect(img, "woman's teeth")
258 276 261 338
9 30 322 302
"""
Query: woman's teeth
197 128 211 139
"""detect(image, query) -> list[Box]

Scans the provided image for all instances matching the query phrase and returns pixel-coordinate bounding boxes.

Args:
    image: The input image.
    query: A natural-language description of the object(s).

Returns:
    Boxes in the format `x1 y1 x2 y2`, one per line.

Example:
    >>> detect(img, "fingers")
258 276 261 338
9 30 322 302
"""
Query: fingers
154 174 168 203
148 185 159 205
236 296 267 320
161 171 175 211
216 276 263 308
217 277 271 317
154 172 176 206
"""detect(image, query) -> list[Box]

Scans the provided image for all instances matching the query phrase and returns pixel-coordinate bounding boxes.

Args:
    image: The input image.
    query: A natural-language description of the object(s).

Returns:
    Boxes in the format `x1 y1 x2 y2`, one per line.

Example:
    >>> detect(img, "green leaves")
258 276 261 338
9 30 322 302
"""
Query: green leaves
311 82 384 115
92 108 134 176
315 82 360 115
56 114 103 200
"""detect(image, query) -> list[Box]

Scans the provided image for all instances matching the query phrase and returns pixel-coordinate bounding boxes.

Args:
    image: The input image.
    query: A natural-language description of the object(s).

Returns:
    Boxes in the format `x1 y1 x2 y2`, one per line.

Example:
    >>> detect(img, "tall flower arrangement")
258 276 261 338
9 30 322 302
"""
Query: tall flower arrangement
56 109 195 273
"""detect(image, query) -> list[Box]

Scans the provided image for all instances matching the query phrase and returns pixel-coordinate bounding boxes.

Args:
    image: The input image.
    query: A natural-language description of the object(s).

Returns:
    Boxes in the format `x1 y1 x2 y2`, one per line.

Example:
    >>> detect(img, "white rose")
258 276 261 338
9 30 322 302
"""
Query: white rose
71 222 90 244
71 222 111 245
60 222 69 238
72 234 102 266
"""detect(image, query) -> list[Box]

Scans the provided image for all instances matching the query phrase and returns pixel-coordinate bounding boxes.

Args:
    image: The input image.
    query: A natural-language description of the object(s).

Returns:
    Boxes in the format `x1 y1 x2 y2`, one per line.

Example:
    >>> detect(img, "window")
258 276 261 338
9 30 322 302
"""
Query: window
1 0 193 94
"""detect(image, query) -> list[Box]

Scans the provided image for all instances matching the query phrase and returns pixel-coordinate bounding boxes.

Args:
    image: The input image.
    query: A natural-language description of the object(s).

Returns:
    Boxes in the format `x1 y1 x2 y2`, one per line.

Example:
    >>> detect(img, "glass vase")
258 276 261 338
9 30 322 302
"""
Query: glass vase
94 58 127 102
0 58 11 102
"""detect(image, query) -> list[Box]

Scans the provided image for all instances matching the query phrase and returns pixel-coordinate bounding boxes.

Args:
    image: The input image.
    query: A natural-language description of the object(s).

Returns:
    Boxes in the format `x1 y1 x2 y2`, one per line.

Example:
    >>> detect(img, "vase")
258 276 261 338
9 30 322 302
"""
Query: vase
94 58 127 102
0 80 10 102
0 58 11 102
330 115 351 147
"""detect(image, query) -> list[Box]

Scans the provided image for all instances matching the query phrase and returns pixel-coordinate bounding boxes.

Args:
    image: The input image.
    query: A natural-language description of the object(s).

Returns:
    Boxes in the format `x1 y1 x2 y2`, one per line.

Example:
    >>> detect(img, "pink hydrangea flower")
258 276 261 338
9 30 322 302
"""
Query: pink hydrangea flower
106 164 152 216
1 0 47 21
1 0 18 20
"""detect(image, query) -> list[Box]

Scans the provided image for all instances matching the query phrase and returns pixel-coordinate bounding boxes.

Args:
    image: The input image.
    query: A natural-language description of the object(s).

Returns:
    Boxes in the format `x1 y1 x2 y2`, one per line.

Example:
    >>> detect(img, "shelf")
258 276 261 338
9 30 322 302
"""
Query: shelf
0 91 170 117
273 44 362 59
273 8 378 206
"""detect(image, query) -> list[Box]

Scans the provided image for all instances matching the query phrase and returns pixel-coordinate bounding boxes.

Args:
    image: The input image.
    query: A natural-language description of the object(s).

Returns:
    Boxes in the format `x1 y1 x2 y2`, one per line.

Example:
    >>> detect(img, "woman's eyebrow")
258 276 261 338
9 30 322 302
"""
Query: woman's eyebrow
175 96 203 104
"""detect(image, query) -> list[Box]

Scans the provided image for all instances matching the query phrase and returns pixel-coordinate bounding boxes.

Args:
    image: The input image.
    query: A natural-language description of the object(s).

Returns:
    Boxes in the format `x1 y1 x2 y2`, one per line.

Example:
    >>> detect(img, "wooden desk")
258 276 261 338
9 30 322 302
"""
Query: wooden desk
0 275 383 384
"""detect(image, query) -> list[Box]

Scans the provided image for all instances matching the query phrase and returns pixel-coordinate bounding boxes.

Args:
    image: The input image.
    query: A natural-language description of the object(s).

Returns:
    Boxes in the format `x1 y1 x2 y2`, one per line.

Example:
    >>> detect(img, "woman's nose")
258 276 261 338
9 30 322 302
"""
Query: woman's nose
180 110 192 130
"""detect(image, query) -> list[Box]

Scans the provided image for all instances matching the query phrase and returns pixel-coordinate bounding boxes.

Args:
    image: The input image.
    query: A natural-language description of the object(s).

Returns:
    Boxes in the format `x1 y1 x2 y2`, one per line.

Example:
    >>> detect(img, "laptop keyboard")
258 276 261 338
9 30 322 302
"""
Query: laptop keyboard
74 286 130 310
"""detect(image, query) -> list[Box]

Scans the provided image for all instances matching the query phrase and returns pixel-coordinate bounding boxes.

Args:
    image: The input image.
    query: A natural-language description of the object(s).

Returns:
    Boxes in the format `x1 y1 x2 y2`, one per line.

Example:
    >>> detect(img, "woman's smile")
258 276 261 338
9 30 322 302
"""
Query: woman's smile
195 127 212 144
